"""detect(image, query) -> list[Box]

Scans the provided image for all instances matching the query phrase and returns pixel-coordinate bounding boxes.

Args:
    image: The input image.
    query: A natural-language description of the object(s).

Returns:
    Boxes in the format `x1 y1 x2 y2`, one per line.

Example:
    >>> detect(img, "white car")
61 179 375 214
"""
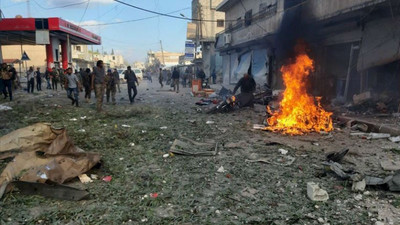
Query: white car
118 69 143 81
133 68 143 81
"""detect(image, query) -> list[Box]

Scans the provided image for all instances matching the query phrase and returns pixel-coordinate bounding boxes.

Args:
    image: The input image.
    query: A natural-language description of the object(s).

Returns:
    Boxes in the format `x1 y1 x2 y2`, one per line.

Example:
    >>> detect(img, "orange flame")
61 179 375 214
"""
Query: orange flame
266 53 333 135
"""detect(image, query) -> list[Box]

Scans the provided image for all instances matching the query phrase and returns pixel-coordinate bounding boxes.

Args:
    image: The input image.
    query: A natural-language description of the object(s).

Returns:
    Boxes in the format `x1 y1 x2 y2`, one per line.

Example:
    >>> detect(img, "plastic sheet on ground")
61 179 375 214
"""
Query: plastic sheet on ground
0 123 101 199
169 138 217 156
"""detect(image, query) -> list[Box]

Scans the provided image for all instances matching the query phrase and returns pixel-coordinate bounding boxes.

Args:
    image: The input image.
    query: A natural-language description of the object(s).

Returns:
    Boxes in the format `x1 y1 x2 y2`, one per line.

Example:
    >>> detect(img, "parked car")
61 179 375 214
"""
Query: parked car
133 68 143 81
118 68 143 82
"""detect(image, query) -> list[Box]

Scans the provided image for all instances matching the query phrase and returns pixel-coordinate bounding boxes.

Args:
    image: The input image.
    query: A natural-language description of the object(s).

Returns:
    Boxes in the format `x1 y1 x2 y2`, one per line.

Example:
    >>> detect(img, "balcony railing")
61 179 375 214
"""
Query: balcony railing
217 3 278 36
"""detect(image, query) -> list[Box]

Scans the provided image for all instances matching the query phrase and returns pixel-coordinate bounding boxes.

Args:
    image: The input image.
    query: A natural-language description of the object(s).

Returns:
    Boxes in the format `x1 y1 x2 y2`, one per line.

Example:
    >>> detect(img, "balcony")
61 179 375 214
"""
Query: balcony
216 3 282 50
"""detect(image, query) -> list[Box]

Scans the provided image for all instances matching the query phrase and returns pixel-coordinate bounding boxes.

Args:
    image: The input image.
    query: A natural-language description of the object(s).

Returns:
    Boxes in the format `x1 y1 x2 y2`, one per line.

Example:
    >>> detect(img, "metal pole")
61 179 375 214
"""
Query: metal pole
160 40 165 66
343 44 359 101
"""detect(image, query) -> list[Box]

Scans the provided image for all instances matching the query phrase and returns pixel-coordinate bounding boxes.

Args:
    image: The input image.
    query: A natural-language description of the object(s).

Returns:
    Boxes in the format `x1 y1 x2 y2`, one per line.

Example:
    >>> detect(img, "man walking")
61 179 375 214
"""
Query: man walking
65 68 80 107
91 60 106 112
35 67 42 91
113 69 121 93
172 67 180 93
51 67 59 90
105 69 117 105
45 68 51 89
27 66 35 93
82 68 92 102
124 66 139 104
158 68 163 88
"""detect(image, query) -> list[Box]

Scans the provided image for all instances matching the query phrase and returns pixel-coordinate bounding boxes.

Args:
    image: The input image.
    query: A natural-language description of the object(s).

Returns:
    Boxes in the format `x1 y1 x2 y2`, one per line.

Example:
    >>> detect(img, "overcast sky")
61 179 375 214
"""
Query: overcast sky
1 0 192 63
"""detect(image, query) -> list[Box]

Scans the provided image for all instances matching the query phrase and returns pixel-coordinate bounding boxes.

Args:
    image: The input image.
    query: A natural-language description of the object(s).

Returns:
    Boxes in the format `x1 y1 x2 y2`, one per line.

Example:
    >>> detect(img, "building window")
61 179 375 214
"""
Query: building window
236 17 242 28
76 46 81 52
217 19 224 27
112 56 115 60
259 2 277 17
245 10 252 26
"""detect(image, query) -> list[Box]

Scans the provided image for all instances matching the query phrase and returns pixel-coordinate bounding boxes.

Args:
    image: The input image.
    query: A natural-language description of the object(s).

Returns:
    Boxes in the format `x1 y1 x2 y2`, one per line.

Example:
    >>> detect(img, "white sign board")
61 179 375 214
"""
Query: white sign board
36 30 50 45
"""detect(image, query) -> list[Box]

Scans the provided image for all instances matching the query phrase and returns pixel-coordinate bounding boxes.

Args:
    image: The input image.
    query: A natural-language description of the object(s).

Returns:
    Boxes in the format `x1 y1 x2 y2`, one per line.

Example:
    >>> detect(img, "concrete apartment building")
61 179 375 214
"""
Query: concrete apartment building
190 0 225 78
147 50 183 68
216 0 398 102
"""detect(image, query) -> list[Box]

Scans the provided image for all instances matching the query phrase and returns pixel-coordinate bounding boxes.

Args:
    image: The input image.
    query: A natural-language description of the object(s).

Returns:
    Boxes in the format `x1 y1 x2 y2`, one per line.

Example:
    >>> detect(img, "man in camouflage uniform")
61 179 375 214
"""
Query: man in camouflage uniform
105 69 117 105
91 60 106 112
51 67 59 90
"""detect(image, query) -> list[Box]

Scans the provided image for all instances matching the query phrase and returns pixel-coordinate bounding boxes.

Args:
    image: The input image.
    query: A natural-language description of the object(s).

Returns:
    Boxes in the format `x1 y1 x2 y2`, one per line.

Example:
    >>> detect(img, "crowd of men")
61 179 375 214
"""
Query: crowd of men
2 60 257 110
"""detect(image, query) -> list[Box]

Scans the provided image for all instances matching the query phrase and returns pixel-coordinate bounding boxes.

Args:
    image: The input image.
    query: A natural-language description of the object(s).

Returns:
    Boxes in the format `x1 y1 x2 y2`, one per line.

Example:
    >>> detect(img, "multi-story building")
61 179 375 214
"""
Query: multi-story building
190 0 225 78
147 50 183 68
216 0 398 102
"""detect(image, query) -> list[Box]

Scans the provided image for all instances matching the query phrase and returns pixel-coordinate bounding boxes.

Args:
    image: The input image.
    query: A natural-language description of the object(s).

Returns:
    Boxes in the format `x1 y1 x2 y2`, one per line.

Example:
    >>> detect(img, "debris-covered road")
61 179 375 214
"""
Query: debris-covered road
0 80 399 224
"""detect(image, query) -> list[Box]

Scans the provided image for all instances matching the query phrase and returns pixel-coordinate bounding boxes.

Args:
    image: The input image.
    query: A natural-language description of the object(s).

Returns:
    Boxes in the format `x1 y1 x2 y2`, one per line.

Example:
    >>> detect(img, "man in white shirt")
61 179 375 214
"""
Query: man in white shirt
64 68 81 107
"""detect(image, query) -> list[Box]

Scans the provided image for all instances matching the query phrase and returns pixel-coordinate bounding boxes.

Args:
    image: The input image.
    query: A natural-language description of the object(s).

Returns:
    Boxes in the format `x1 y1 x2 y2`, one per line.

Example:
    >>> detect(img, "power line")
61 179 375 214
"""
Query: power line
79 0 90 25
32 0 89 10
82 7 190 26
113 0 231 22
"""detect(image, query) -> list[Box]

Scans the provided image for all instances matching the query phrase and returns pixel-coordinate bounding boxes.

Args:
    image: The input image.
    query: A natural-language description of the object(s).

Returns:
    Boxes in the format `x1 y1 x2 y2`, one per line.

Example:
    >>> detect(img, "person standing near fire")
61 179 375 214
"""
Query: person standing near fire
105 69 117 105
91 60 106 112
124 66 139 104
233 73 256 107
64 68 81 107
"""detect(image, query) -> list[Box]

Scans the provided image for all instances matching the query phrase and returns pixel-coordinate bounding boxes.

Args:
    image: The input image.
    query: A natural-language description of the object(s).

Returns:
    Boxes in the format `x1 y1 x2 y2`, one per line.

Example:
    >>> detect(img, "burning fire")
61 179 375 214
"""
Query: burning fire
266 52 333 135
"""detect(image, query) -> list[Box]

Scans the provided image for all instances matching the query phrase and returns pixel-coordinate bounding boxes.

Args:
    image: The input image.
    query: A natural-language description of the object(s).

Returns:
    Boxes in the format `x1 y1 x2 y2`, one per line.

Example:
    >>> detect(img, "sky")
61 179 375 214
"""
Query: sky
0 0 192 63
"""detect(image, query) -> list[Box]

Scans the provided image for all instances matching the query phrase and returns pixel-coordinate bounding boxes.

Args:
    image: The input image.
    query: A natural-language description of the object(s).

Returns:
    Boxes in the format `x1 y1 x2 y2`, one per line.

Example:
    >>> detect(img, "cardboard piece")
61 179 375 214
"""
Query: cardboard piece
0 123 101 199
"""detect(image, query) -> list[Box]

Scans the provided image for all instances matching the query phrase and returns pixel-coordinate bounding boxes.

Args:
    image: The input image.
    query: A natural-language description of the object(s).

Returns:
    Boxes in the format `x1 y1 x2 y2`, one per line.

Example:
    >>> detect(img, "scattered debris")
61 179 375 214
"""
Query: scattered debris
80 116 87 120
90 174 98 180
389 136 400 143
0 123 101 199
352 179 366 192
307 182 329 202
78 174 93 184
367 133 391 140
162 154 169 158
78 129 86 133
353 91 371 105
380 160 400 171
253 124 266 130
278 148 288 155
326 149 349 163
69 118 78 121
0 104 12 111
354 194 363 201
121 124 131 128
217 166 226 173
240 187 258 199
102 176 112 182
206 121 215 125
150 193 159 198
160 126 168 130
11 181 89 201
129 143 135 147
169 139 217 156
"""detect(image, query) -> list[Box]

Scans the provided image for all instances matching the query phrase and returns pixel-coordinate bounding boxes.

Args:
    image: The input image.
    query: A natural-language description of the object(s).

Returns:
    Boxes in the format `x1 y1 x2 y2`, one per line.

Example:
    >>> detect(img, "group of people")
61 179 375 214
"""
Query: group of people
62 60 139 112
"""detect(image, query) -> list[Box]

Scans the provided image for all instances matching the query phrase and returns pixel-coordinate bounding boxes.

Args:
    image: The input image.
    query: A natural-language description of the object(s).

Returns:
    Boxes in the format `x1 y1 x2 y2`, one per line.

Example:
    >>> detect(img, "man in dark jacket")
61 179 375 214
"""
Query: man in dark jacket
172 67 180 93
35 67 42 91
233 73 256 108
124 66 139 104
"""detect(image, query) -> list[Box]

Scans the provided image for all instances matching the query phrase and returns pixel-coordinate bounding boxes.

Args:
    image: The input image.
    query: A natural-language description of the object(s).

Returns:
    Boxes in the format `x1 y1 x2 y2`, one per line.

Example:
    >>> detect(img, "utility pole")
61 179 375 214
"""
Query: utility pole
159 40 165 66
27 0 31 17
